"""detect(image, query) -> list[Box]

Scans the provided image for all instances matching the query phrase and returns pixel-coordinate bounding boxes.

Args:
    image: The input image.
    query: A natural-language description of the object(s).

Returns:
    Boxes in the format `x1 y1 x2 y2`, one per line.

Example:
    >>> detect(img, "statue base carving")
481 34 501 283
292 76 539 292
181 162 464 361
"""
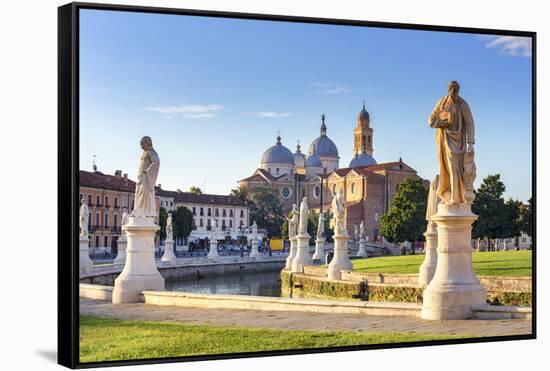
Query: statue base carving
112 216 165 304
418 227 438 287
291 233 312 272
249 239 261 258
327 233 352 280
207 239 219 260
285 237 297 269
161 239 177 264
113 239 127 266
312 237 325 262
421 204 486 320
357 238 368 258
79 236 93 275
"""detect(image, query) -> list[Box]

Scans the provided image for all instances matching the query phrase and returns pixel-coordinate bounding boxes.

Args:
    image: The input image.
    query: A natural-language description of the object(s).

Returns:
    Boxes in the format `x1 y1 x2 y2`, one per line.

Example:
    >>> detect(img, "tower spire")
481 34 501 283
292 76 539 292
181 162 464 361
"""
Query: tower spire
320 113 327 136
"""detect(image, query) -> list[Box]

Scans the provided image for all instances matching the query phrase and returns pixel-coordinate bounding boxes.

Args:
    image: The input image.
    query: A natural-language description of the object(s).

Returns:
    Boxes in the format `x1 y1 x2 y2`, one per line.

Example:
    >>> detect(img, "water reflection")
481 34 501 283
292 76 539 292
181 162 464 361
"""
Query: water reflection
165 270 282 297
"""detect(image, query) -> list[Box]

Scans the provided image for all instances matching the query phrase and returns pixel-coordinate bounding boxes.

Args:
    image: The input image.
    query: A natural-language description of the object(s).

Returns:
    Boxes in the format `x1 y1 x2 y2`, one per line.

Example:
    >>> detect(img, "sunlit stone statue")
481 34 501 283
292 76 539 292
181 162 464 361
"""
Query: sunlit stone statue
79 198 93 274
312 212 326 262
113 137 164 304
162 212 177 264
422 82 486 320
418 175 439 286
292 197 312 272
357 220 368 258
249 221 260 258
114 208 129 265
429 81 475 205
285 204 299 269
327 188 352 279
131 136 160 217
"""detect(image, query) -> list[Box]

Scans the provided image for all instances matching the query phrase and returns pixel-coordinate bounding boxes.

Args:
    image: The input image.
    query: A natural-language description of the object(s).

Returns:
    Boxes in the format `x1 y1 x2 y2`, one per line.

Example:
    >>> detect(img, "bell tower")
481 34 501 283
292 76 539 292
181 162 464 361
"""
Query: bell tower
353 101 374 156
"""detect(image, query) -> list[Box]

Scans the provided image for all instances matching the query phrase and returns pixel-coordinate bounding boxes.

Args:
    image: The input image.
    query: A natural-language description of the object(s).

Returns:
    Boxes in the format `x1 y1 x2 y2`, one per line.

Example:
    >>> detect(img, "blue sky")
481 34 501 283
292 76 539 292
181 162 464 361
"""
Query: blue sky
79 9 533 202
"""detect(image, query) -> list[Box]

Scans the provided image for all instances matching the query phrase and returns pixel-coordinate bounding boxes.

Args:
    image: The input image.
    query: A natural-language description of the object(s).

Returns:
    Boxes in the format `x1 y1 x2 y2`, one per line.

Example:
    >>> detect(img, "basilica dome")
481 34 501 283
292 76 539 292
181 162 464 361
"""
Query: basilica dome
349 151 377 168
260 135 295 166
307 114 339 159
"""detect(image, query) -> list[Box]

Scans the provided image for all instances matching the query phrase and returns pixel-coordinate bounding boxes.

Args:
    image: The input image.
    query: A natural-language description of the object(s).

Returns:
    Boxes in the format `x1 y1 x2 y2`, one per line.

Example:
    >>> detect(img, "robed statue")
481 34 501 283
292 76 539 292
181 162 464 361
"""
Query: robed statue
353 224 359 241
166 212 173 241
79 198 89 237
288 203 299 238
426 175 440 230
120 208 129 241
332 188 346 236
316 213 325 239
252 221 258 240
429 81 476 205
359 220 365 240
298 197 309 235
131 136 160 217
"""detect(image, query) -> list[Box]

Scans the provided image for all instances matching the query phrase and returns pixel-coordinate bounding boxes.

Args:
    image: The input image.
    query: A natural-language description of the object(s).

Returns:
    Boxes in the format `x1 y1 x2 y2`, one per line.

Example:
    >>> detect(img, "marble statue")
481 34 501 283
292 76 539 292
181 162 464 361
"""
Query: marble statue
252 221 258 240
79 198 89 237
166 212 173 241
353 224 359 241
426 175 440 229
298 197 309 235
120 208 129 241
429 81 475 205
316 213 325 239
287 203 299 238
359 221 365 239
332 188 346 235
131 136 160 217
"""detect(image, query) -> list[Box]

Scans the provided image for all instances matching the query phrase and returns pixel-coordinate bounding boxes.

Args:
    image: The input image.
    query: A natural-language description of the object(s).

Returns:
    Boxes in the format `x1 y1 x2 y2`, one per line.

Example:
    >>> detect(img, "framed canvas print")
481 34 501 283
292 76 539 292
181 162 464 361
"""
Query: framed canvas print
58 2 536 368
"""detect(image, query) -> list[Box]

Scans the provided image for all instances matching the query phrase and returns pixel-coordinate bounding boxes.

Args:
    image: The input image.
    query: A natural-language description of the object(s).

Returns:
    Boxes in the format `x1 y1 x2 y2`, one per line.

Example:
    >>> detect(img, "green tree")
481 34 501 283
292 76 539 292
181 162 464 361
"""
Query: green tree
472 174 521 246
158 207 168 241
379 178 428 254
189 186 203 194
173 206 193 245
519 197 533 237
230 186 249 202
248 187 285 238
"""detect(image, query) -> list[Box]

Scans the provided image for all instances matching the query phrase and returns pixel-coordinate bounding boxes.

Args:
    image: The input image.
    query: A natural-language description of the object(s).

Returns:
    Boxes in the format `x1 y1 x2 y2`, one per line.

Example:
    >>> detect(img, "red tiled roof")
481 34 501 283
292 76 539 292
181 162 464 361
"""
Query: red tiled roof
79 170 136 192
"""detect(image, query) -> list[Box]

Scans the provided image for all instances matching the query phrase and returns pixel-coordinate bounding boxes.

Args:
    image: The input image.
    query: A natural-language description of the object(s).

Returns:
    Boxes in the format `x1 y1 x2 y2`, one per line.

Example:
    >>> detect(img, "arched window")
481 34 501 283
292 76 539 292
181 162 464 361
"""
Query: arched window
368 135 371 143
350 182 355 194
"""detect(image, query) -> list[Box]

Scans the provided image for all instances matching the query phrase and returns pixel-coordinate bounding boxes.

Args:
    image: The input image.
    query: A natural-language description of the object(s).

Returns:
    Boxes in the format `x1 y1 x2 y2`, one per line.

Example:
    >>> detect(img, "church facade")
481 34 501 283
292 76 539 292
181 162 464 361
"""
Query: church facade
239 104 426 241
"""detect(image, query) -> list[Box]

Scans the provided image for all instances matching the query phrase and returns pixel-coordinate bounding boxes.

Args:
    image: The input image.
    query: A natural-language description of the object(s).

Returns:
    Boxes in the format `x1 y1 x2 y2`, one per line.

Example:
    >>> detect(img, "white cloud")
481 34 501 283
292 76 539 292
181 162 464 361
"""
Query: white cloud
145 104 223 119
482 36 532 57
243 111 292 118
310 82 351 94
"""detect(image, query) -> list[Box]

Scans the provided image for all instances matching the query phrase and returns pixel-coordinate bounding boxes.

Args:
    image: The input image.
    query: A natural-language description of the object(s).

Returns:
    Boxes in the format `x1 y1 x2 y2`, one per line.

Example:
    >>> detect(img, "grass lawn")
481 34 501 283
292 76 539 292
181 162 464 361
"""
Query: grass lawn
80 315 468 363
352 250 532 276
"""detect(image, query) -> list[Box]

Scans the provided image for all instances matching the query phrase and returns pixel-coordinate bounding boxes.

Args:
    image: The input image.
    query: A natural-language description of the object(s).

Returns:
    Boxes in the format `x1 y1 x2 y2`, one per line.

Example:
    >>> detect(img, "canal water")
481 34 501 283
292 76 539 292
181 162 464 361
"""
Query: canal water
165 270 282 297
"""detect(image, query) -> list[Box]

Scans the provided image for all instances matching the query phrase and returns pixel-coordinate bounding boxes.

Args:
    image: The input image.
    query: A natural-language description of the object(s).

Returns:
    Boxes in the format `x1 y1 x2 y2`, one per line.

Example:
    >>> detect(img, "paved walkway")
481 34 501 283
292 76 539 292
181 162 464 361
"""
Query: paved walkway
80 299 531 337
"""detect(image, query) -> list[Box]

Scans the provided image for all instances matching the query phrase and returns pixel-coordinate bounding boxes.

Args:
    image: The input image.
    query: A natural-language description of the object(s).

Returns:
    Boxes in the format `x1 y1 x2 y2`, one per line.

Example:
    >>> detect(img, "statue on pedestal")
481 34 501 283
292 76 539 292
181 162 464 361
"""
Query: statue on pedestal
119 208 129 241
79 198 89 237
316 213 325 239
429 81 476 205
288 204 299 238
353 224 359 241
131 136 160 217
166 212 173 241
252 221 258 240
359 221 365 240
332 188 346 236
426 175 440 229
298 197 309 235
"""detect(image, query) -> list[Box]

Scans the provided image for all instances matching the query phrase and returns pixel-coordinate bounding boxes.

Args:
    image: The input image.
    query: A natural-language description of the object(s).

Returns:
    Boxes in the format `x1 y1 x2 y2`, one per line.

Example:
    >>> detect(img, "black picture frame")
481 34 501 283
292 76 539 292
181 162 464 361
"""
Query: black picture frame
58 2 537 369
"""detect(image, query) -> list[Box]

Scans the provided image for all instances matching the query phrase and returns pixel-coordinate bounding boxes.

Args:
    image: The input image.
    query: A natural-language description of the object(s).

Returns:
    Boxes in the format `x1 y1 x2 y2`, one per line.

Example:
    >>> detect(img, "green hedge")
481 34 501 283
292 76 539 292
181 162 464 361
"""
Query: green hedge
281 270 531 306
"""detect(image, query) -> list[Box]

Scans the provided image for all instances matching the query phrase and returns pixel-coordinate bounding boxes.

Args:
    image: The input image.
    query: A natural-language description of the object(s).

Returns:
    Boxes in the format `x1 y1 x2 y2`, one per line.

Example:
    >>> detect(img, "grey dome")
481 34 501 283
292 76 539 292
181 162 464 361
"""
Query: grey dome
349 152 377 167
261 136 295 165
308 136 339 158
306 153 323 168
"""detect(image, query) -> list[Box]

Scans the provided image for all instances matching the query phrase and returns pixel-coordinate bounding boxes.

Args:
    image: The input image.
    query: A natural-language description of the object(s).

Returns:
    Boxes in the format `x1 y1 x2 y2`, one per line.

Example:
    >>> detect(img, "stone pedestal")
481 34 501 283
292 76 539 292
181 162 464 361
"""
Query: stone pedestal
291 233 312 272
161 239 177 264
249 238 261 258
79 236 93 275
113 238 127 266
421 204 487 320
312 237 325 262
418 226 438 287
285 237 297 270
208 239 219 260
357 238 368 258
327 233 352 280
112 216 165 304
